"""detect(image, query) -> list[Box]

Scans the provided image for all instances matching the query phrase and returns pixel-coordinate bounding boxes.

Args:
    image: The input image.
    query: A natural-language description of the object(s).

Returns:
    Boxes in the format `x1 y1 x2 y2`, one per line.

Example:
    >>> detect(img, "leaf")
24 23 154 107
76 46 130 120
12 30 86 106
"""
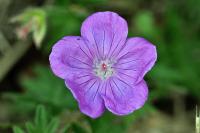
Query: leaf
13 126 25 133
4 64 77 115
11 106 68 133
25 122 35 133
34 105 48 130
46 118 59 133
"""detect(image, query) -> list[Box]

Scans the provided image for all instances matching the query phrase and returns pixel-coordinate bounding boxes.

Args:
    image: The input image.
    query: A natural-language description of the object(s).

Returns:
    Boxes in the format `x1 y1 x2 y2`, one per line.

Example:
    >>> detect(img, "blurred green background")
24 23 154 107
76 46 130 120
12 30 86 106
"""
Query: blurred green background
0 0 200 133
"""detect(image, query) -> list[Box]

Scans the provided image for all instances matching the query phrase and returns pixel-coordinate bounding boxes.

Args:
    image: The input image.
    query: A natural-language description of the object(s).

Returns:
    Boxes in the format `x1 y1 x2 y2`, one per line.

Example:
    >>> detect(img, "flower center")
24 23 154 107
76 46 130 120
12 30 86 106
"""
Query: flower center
94 60 114 80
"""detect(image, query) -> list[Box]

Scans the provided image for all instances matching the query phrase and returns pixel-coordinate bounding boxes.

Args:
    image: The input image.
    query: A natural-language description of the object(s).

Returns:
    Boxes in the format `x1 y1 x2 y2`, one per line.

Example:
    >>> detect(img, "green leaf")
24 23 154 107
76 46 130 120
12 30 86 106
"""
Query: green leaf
25 122 35 133
46 118 59 133
13 126 25 133
4 64 77 115
35 105 48 130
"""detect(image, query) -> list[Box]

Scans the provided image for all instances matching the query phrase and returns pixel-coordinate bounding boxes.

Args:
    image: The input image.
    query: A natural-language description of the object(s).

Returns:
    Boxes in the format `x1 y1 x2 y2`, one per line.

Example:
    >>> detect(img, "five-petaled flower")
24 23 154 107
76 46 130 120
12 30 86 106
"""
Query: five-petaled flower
49 11 157 118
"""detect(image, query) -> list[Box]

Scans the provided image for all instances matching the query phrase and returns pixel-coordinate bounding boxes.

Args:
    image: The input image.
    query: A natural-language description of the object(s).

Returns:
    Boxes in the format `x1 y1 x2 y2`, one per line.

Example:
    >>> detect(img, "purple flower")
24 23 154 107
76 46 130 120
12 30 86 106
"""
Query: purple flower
49 11 157 118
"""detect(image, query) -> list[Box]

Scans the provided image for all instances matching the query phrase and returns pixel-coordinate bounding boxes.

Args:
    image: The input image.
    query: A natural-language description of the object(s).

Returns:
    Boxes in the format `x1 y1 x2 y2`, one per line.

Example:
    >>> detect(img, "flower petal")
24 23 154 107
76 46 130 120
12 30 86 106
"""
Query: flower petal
50 36 105 118
115 37 157 84
49 36 94 79
101 78 148 115
65 77 105 118
81 11 128 59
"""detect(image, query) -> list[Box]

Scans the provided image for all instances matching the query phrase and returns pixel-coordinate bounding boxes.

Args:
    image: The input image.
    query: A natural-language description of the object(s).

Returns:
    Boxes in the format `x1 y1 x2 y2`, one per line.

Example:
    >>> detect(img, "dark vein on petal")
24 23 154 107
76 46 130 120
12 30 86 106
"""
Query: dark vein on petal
116 38 143 58
108 80 117 108
92 28 101 59
78 78 95 86
112 79 123 96
115 76 133 88
103 30 105 59
62 38 94 62
117 59 139 65
79 46 93 62
100 81 105 94
69 56 91 67
117 71 137 80
112 42 127 58
112 67 137 71
116 52 132 61
109 38 122 58
84 80 97 95
76 74 91 79
105 81 108 97
93 81 101 101
119 48 147 62
68 64 90 70
106 33 115 59
84 40 95 59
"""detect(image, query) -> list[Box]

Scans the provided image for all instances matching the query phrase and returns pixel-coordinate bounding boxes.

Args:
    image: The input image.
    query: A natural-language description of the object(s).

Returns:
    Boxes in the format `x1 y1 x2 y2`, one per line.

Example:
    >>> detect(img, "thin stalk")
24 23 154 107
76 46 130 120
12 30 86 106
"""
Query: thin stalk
196 106 200 133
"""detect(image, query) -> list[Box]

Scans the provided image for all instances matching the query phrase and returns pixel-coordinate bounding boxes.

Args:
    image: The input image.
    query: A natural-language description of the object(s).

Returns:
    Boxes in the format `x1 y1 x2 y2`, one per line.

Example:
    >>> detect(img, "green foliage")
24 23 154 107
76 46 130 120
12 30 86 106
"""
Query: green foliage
2 0 200 132
12 105 94 133
134 11 158 38
132 7 200 99
89 112 126 133
13 126 25 133
13 105 66 133
88 104 155 133
4 65 77 114
54 0 108 6
5 64 153 132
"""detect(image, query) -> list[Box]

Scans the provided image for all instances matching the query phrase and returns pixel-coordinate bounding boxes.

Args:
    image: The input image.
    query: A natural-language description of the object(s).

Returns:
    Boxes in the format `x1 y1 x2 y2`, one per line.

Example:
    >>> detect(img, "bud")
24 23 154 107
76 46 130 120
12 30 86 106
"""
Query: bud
11 8 46 49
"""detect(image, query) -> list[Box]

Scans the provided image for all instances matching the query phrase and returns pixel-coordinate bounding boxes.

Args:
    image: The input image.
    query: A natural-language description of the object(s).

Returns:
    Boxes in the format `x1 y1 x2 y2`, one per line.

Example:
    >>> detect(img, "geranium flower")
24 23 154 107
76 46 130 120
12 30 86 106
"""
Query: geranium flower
49 11 157 118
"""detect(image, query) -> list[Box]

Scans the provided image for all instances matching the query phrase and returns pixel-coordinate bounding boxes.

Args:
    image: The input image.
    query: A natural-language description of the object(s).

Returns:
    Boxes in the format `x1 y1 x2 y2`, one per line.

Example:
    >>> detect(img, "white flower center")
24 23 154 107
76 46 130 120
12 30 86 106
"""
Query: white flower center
93 59 114 80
